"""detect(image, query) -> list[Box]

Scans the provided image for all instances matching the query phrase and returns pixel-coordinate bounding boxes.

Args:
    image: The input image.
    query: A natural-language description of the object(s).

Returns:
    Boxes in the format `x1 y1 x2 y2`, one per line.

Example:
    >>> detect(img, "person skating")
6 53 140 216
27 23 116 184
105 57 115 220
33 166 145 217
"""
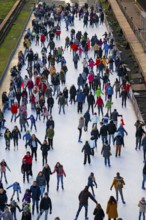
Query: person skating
78 117 85 143
45 126 54 150
142 132 146 160
106 196 118 220
138 197 146 220
11 126 21 150
36 171 46 198
82 141 92 165
42 164 52 192
87 173 97 197
4 129 12 150
0 188 8 211
36 192 52 220
30 181 41 215
27 115 37 132
101 140 111 167
41 140 50 165
1 206 13 220
135 125 145 150
113 132 124 157
25 134 42 161
74 186 97 220
6 182 21 202
21 202 31 220
52 162 66 191
22 151 33 176
93 203 105 220
58 92 66 114
142 161 146 190
21 159 30 183
0 160 11 183
110 172 126 204
7 200 21 220
87 92 95 114
84 110 91 131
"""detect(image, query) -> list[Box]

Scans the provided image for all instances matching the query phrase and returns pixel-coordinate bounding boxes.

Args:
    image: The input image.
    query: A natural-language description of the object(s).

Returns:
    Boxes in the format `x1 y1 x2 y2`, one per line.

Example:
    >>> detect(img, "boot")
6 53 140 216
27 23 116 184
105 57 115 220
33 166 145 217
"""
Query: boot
62 185 64 190
56 185 59 191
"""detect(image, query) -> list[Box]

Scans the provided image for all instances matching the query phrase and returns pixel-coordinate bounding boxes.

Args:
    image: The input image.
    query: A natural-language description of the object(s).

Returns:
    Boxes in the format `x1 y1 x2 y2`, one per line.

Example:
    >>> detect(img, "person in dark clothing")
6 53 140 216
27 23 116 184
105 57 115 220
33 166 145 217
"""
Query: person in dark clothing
135 125 145 150
41 140 50 166
21 159 30 183
47 95 54 115
36 192 52 220
93 203 105 220
91 125 100 148
0 188 8 211
74 186 97 220
73 53 79 69
82 141 92 165
120 88 128 108
84 110 91 131
114 132 124 157
107 120 117 145
46 116 55 130
110 109 122 128
76 90 85 114
69 85 77 104
142 133 146 160
30 181 41 214
7 200 21 220
12 126 21 150
87 92 95 114
100 123 108 144
26 134 42 161
142 161 146 190
42 164 52 192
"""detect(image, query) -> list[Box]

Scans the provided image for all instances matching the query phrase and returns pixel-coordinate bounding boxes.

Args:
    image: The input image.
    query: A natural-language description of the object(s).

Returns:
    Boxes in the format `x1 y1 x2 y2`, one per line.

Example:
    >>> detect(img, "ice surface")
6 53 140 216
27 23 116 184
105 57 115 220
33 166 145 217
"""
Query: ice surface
0 15 143 220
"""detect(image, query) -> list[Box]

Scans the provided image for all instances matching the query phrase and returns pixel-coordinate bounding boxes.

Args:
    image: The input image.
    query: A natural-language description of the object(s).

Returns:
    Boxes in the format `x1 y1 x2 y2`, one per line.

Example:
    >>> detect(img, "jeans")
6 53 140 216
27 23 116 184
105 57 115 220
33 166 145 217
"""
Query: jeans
11 190 19 200
101 135 107 144
37 209 48 220
75 204 88 219
136 136 142 149
57 176 63 188
39 185 45 197
139 211 145 220
11 113 16 122
30 122 37 131
32 199 39 214
59 105 65 114
104 157 110 166
78 128 82 141
142 174 146 189
115 188 125 202
109 134 114 145
42 154 48 166
97 106 103 116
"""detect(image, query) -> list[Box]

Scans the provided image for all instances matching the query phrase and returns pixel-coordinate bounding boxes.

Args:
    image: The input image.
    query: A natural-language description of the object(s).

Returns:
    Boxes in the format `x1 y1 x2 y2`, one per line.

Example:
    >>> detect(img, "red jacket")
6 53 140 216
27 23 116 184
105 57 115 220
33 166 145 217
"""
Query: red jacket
71 43 78 51
11 104 18 114
95 97 104 106
27 80 34 89
23 155 32 165
40 35 45 42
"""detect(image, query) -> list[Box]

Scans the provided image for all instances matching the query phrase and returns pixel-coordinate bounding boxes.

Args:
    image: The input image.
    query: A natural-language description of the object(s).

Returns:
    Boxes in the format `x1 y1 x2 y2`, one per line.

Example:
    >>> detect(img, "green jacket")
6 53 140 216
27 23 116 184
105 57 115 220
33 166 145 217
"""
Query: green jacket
46 129 54 139
105 101 113 109
95 88 104 97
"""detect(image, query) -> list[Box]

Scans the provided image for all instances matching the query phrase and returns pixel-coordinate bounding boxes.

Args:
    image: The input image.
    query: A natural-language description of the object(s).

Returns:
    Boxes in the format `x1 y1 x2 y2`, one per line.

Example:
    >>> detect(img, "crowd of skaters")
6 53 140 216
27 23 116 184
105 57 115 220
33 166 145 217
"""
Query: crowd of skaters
0 1 146 220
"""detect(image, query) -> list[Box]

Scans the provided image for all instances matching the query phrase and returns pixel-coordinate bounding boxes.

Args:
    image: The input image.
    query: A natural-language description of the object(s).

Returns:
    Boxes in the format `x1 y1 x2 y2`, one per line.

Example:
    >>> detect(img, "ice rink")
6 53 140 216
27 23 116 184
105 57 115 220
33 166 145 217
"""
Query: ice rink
0 10 144 220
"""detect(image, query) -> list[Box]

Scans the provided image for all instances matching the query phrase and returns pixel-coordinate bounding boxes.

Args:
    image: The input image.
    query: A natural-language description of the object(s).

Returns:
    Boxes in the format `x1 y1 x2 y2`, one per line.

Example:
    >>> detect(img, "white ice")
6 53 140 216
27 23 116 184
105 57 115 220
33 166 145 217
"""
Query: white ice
0 12 143 220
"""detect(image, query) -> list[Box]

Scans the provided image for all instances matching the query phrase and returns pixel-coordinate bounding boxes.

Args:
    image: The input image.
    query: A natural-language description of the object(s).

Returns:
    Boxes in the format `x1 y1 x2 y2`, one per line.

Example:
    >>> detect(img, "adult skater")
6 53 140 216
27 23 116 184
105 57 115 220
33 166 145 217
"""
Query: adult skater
52 162 66 191
106 196 118 220
110 172 126 204
74 186 97 220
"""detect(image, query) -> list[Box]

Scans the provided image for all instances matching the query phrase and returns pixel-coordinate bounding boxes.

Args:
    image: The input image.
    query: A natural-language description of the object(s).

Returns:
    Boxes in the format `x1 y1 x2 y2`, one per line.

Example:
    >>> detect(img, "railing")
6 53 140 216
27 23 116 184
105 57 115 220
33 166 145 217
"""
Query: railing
116 0 146 53
0 0 25 45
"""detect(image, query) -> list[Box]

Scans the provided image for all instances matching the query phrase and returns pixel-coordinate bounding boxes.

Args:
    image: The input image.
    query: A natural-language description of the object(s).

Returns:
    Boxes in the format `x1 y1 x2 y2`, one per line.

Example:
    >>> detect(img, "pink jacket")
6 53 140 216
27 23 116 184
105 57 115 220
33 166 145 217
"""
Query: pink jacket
88 73 94 83
89 61 95 68
53 166 66 177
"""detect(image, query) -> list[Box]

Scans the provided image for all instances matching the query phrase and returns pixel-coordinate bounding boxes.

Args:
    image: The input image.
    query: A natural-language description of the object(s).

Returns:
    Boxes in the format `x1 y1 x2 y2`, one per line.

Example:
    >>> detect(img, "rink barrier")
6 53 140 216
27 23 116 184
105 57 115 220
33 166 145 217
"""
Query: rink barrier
0 0 25 45
0 3 34 86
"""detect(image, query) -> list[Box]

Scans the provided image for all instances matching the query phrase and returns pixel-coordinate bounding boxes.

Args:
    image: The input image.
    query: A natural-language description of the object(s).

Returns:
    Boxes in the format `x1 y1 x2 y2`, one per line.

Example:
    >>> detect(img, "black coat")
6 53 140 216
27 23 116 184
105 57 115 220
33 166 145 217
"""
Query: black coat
0 190 8 211
21 212 31 220
40 197 52 211
100 125 108 136
47 97 54 107
91 129 100 139
41 144 50 155
107 121 116 134
87 94 95 105
42 167 52 181
82 143 91 155
46 119 55 129
136 127 145 138
93 207 105 220
70 86 76 97
79 189 97 205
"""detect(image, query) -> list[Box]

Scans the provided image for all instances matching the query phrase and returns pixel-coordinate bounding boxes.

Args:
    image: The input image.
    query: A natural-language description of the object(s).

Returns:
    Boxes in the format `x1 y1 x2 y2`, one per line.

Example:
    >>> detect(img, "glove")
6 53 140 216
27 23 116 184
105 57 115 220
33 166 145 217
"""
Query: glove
50 211 52 214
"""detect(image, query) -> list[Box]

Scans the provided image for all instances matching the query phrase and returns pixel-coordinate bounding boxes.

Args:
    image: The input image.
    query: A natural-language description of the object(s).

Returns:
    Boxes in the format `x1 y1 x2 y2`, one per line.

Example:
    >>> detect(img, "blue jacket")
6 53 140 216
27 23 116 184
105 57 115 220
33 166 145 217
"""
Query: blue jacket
106 86 113 95
7 182 21 192
142 136 146 150
30 185 41 200
117 125 128 137
27 115 36 124
23 132 31 141
87 176 97 187
76 91 85 103
84 111 90 123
